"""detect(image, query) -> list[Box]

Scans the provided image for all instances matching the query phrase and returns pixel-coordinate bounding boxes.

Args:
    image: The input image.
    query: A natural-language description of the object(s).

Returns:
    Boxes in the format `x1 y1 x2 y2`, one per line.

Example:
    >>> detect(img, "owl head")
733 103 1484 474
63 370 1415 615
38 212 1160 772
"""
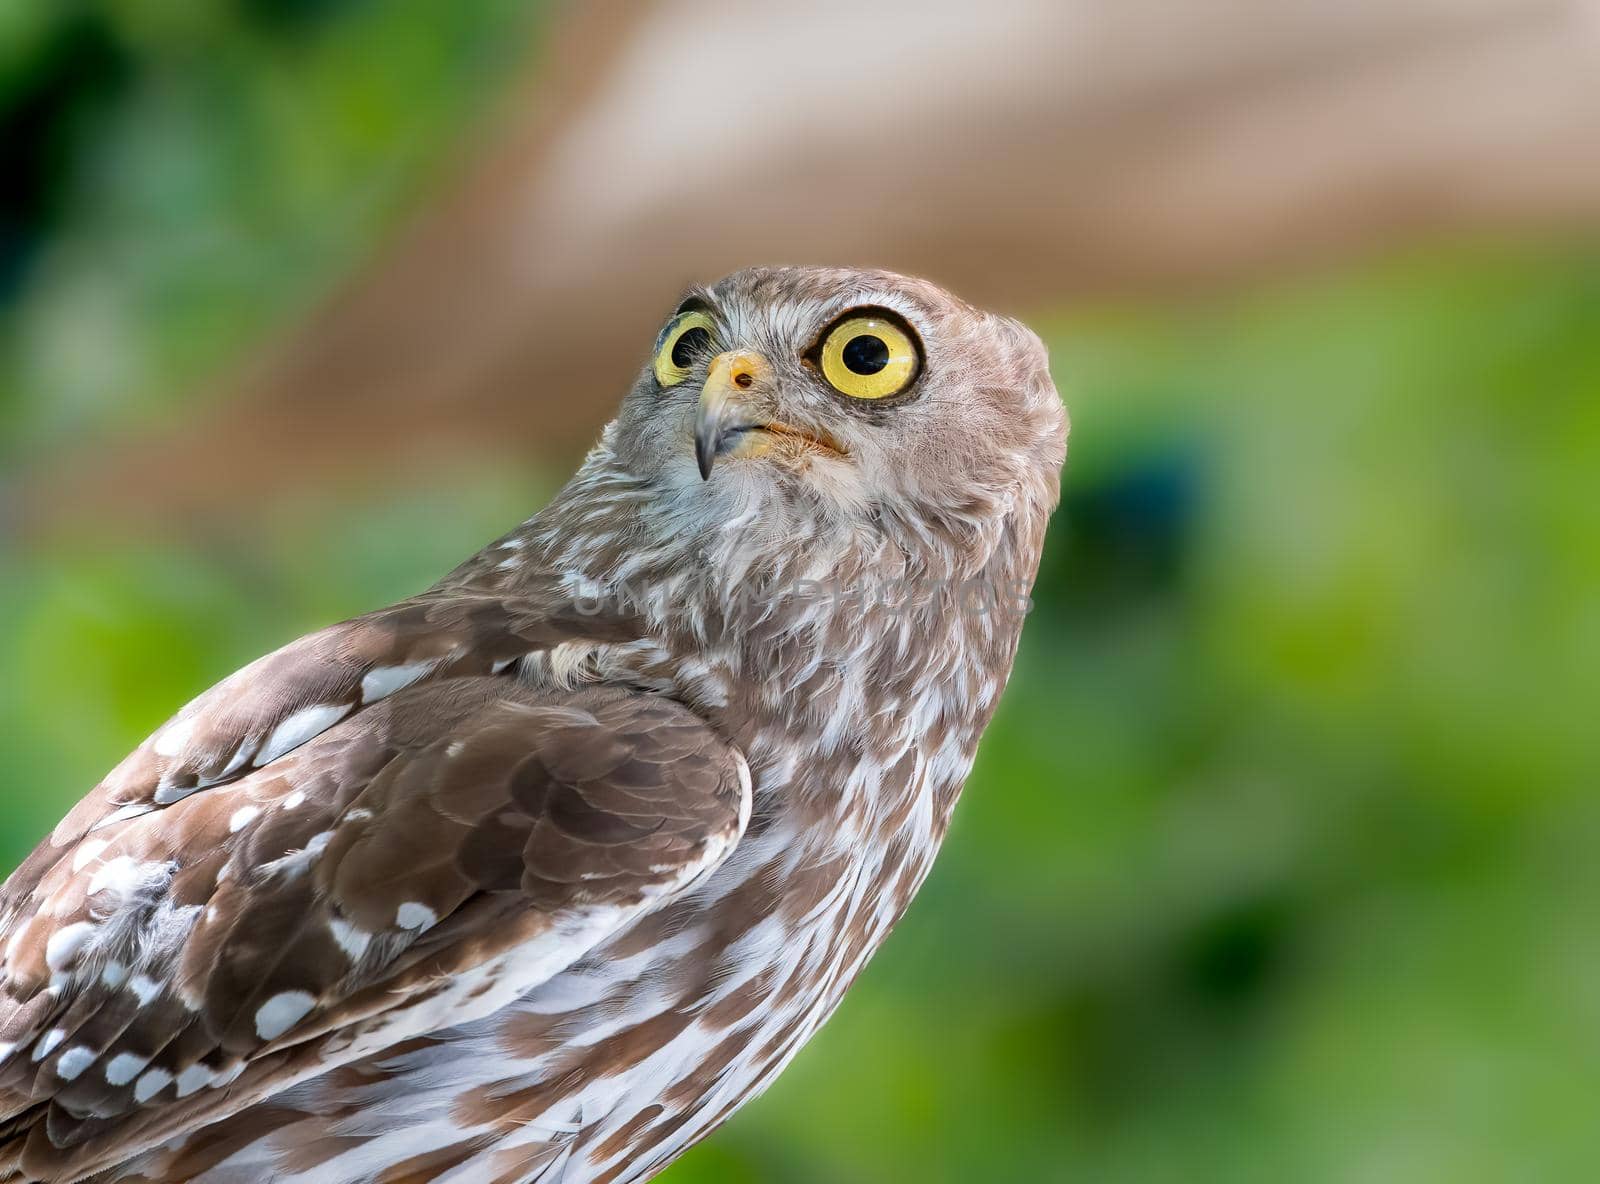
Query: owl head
609 268 1066 538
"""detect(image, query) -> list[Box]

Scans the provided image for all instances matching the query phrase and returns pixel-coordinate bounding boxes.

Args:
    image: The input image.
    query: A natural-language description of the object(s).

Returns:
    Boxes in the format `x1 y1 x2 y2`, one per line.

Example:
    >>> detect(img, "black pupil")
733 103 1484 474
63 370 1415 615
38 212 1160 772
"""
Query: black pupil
841 333 890 375
671 326 710 369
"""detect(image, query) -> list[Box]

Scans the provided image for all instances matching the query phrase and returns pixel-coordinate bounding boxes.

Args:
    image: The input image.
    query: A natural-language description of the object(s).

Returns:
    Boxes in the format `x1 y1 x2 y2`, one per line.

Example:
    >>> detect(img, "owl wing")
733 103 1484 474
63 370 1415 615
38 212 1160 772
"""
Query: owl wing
3 590 640 881
0 676 748 1182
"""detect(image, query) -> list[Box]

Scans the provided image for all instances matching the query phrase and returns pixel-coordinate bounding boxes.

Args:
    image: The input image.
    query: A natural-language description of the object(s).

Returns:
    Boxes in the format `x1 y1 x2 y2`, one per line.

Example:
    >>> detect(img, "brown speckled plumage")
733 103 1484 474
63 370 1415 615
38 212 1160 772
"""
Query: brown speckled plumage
0 267 1064 1183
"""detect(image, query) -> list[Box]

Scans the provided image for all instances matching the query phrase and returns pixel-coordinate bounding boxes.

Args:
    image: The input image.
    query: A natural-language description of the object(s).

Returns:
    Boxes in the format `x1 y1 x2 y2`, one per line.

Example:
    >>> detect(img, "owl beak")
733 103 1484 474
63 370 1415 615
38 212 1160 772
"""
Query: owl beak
695 351 772 480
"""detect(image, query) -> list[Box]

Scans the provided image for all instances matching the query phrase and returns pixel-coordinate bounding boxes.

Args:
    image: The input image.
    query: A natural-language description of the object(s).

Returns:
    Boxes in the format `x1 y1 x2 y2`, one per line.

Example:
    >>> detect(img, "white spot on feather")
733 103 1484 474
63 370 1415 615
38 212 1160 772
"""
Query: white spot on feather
228 805 260 833
32 1029 65 1061
101 960 128 988
396 903 436 932
282 790 306 810
45 922 96 971
255 991 315 1040
328 917 372 961
71 839 110 873
259 830 334 880
88 855 153 901
92 802 155 830
213 1060 246 1088
360 660 436 704
134 1067 172 1102
175 1063 214 1097
55 1046 94 1081
128 974 161 1005
153 779 202 806
256 703 351 766
548 641 597 688
219 736 257 778
153 717 194 757
105 1052 149 1085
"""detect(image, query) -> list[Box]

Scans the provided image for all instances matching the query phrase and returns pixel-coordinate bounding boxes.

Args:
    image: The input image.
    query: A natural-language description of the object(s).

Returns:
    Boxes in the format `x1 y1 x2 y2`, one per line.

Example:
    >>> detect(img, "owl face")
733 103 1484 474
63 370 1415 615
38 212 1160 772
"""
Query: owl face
611 267 1065 526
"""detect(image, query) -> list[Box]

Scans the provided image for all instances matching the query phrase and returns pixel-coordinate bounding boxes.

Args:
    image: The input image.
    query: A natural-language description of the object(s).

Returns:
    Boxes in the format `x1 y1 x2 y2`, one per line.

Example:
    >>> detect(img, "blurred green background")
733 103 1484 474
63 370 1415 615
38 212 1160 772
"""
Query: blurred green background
3 3 1600 1182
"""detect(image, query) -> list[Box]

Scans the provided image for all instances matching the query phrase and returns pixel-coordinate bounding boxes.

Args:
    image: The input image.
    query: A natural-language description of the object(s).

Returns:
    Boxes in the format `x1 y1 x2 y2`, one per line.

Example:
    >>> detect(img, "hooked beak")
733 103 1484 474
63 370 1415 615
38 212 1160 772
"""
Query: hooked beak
695 350 771 480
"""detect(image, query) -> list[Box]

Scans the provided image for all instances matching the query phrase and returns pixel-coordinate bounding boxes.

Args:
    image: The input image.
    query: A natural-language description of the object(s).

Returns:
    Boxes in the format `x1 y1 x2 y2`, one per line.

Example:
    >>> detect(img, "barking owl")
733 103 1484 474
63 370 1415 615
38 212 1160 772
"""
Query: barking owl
0 267 1066 1183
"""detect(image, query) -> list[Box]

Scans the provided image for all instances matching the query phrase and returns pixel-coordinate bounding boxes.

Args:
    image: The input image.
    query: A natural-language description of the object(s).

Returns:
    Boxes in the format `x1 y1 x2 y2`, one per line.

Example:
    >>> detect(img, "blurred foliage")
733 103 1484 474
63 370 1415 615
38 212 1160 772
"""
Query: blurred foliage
3 6 1600 1182
0 0 546 467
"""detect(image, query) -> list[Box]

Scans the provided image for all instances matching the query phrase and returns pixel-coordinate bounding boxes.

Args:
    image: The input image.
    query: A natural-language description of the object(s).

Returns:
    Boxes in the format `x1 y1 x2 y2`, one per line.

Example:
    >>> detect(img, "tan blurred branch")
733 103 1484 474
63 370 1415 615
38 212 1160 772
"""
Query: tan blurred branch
25 0 1600 530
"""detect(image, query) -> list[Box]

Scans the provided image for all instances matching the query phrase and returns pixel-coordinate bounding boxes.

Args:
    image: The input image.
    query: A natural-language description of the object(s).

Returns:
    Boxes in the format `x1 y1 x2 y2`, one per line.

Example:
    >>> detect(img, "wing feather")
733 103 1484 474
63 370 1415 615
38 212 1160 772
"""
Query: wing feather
1 591 640 878
0 676 746 1181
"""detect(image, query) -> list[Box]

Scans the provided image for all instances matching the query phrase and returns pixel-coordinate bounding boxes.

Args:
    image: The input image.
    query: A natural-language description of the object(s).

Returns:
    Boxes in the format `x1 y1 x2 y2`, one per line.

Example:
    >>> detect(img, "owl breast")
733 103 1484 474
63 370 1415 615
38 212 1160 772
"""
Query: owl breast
158 657 962 1184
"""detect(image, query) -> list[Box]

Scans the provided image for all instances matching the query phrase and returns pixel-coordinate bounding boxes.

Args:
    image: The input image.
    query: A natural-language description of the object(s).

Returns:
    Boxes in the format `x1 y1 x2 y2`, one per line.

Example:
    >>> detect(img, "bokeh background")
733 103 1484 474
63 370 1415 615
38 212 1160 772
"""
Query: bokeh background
4 2 1600 1181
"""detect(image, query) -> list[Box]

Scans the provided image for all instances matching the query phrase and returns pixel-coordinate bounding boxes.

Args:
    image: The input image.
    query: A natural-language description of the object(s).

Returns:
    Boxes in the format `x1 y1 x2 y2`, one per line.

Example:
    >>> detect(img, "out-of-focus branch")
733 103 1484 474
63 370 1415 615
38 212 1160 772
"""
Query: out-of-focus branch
25 0 1600 529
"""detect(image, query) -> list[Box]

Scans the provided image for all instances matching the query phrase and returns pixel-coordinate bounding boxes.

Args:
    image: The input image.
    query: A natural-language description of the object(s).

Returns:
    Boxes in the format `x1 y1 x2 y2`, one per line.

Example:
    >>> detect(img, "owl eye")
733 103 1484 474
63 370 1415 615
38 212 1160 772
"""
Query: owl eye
817 314 920 400
654 311 718 387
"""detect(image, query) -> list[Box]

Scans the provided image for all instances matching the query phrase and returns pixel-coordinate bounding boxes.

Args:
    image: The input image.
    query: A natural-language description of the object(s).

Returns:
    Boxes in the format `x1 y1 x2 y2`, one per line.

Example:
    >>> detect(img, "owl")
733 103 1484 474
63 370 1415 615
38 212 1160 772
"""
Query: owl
0 267 1066 1183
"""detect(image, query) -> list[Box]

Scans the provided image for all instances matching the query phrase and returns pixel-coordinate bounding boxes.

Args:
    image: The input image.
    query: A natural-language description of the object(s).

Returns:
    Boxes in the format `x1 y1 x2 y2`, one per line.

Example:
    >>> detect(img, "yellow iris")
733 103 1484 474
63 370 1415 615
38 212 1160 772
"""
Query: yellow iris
653 311 718 387
818 316 920 400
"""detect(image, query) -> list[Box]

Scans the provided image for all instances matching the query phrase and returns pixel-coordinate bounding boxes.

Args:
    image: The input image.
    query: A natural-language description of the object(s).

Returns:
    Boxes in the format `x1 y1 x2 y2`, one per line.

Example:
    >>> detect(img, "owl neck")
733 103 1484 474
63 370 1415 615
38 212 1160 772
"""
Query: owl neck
507 443 1050 665
493 447 1048 813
